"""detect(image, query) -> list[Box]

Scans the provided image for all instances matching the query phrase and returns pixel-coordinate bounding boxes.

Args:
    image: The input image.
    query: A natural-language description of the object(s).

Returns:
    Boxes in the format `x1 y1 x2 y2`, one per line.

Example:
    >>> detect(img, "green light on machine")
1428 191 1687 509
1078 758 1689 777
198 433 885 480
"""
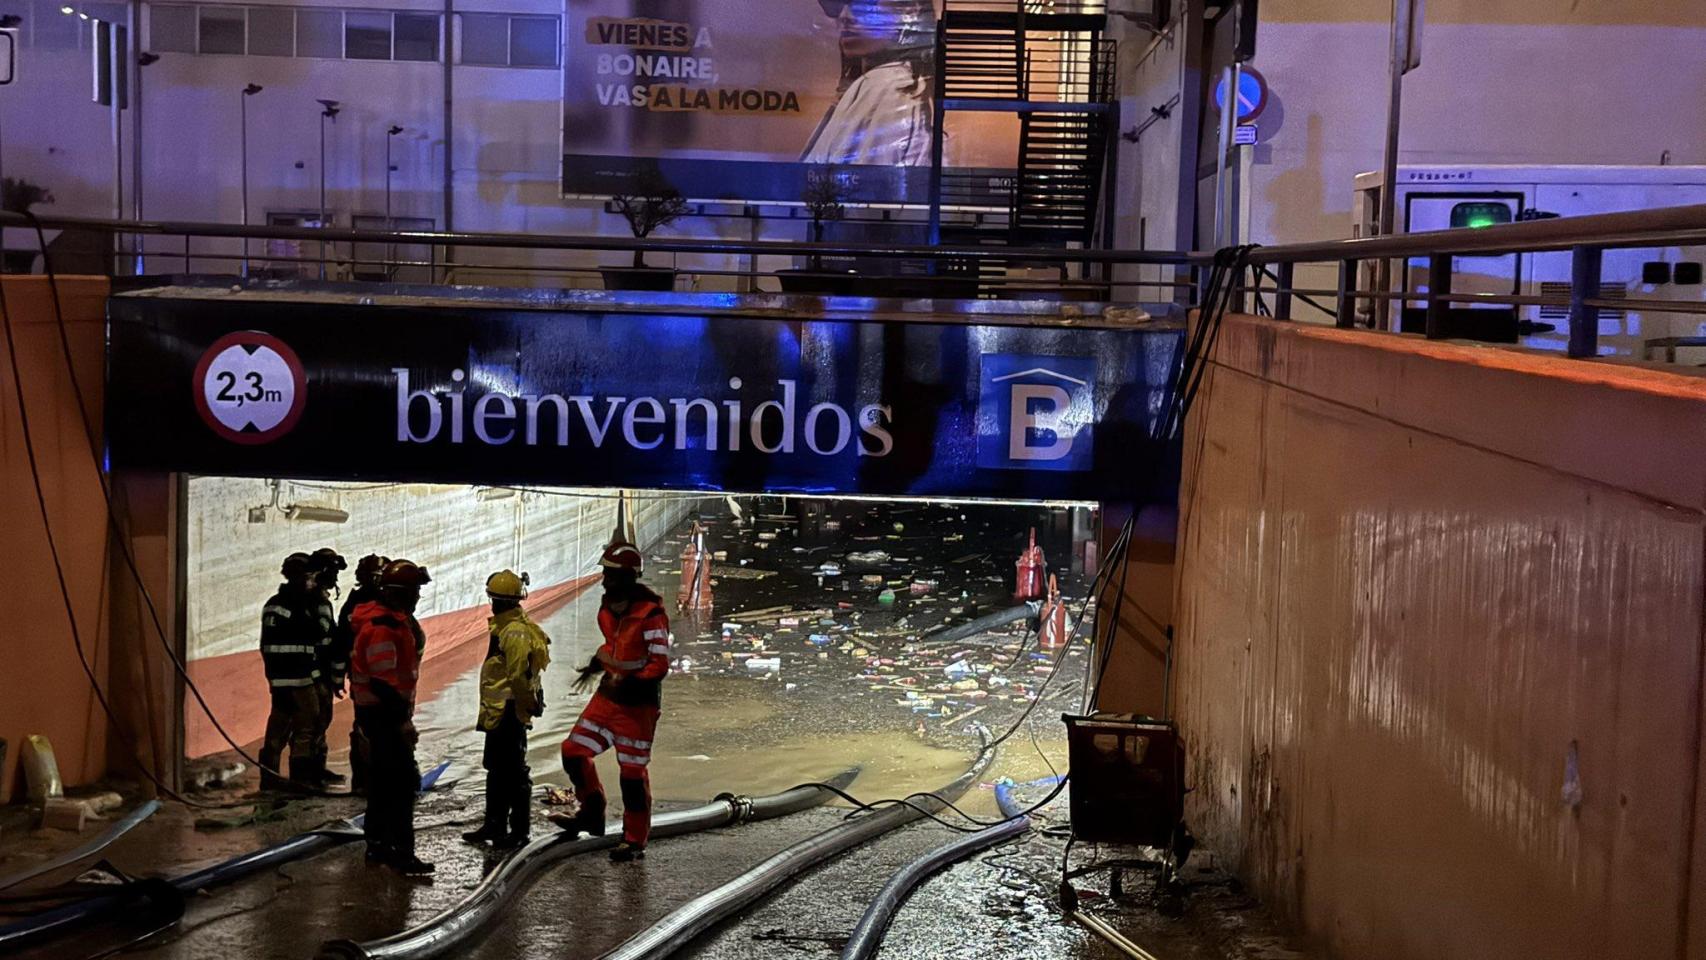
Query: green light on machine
1450 202 1514 230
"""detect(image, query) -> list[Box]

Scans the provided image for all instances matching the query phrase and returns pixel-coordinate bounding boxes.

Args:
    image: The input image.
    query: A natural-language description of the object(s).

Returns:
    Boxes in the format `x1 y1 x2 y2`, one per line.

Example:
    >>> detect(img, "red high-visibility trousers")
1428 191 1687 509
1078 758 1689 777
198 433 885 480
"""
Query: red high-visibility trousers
561 692 660 846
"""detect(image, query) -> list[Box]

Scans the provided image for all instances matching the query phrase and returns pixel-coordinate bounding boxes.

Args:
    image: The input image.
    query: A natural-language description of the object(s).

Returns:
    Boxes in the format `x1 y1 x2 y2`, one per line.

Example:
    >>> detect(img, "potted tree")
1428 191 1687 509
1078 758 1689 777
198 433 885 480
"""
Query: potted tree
778 168 853 295
2 178 54 273
602 165 689 292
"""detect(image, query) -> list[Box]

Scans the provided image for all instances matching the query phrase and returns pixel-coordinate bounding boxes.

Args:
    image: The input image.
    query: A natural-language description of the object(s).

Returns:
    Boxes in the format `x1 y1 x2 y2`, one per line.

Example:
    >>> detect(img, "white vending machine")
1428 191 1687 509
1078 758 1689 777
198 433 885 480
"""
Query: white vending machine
1351 165 1706 362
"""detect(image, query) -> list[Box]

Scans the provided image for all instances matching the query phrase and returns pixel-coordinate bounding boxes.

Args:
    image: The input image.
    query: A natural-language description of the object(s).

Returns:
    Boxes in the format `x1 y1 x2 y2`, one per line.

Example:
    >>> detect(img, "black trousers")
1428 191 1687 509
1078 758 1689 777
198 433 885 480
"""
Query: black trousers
356 704 419 857
260 686 319 775
480 710 531 837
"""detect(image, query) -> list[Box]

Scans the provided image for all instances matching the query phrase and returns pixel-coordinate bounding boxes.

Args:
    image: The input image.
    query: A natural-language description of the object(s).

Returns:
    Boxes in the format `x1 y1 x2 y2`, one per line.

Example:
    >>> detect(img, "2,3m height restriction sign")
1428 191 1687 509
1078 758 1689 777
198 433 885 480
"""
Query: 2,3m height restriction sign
192 331 307 444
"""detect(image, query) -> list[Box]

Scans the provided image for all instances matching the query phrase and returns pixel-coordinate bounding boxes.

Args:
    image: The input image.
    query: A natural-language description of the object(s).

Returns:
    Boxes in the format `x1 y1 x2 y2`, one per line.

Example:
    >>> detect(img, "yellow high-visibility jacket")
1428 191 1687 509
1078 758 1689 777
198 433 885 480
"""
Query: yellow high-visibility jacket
477 607 551 731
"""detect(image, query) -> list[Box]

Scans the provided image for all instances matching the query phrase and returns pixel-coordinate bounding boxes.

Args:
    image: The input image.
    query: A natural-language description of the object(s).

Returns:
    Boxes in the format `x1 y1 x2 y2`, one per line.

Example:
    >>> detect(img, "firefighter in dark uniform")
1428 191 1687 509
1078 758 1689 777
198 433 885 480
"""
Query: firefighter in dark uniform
336 554 388 794
258 552 330 790
350 559 434 877
307 547 348 787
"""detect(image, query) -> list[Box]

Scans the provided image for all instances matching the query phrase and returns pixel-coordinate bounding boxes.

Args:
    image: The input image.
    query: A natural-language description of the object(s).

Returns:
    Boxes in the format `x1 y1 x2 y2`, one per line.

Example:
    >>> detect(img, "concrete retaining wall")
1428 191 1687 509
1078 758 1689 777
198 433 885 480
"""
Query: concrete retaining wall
1173 312 1706 959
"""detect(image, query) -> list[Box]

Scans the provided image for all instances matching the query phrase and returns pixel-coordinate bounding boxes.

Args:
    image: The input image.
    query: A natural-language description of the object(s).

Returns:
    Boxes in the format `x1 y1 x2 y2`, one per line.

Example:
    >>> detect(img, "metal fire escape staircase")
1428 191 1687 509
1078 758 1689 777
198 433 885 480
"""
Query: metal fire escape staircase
928 0 1116 295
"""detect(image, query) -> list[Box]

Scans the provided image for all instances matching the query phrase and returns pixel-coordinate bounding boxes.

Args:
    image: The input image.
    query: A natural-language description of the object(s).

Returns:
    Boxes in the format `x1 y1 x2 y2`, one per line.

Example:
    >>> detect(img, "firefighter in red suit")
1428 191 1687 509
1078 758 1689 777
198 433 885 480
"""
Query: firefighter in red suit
349 558 434 877
559 539 670 862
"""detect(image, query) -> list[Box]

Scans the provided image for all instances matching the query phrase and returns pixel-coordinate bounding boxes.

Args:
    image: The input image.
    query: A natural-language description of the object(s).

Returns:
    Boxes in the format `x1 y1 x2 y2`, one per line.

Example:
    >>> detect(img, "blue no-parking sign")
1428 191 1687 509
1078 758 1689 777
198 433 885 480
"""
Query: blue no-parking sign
1213 67 1267 122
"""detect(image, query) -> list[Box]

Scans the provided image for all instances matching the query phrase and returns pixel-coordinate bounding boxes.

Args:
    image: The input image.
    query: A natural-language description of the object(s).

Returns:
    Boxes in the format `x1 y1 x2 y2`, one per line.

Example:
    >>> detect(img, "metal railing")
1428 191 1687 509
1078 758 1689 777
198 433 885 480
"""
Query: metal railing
3 202 1704 360
1236 202 1706 359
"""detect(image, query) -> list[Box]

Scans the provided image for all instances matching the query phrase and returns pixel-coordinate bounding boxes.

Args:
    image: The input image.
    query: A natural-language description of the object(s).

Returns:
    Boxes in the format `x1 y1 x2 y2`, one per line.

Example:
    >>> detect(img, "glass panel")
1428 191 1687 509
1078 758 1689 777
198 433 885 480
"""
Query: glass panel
343 9 389 60
246 5 294 56
508 15 555 67
458 12 505 65
295 7 341 58
148 3 197 53
393 12 436 61
197 5 244 54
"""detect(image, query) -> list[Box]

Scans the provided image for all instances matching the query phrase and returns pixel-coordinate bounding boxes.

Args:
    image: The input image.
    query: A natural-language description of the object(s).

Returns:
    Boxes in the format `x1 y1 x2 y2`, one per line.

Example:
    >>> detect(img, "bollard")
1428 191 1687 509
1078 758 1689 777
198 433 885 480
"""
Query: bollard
677 522 713 611
1039 575 1069 650
677 521 701 608
1014 527 1045 601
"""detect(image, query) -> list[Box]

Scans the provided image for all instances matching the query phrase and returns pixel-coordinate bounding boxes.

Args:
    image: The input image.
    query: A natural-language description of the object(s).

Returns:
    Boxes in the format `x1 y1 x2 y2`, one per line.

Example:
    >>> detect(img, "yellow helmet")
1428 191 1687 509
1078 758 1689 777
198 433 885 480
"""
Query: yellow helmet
486 569 530 600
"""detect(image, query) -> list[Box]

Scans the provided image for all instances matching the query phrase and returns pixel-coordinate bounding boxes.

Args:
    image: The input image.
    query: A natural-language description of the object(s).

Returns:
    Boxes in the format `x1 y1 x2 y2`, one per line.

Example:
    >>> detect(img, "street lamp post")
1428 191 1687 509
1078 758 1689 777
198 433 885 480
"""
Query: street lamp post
386 124 402 279
316 98 339 279
240 83 262 276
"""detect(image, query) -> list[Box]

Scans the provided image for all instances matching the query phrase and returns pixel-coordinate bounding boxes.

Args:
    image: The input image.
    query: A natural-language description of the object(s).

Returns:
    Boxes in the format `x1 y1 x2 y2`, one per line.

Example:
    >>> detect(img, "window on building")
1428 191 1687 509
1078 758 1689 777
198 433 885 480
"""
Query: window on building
246 4 292 56
343 9 388 59
508 15 555 67
393 12 437 61
295 7 341 58
458 12 506 65
457 11 557 67
197 5 243 54
149 2 197 52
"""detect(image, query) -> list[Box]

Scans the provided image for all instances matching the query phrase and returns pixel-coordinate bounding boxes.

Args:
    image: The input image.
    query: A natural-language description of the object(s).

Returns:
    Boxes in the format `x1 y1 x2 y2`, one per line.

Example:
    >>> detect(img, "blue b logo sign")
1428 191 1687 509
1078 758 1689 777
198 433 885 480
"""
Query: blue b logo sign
976 354 1096 472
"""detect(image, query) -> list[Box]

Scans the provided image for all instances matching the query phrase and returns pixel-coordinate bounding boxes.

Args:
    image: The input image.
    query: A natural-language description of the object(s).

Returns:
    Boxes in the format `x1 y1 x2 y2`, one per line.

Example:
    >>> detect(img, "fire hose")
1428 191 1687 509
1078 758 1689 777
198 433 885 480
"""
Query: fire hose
594 727 996 960
0 815 365 951
318 769 861 960
839 814 1031 960
922 604 1040 647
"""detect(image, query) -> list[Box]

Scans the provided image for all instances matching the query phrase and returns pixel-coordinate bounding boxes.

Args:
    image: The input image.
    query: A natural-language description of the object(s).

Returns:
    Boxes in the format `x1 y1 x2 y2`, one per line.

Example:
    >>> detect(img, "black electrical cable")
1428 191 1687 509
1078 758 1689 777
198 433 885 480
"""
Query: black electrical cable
24 212 341 798
1057 245 1256 896
0 255 198 807
1259 264 1339 320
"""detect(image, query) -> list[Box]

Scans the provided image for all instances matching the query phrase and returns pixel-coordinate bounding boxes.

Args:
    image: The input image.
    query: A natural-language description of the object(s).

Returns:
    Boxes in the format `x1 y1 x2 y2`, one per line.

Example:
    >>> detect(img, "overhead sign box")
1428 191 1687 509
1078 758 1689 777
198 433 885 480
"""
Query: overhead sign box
108 288 1183 503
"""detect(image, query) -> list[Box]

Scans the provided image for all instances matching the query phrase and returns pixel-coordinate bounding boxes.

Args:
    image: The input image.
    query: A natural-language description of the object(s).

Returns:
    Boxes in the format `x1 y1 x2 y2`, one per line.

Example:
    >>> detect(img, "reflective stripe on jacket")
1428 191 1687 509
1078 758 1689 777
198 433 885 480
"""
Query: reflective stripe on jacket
477 607 552 731
349 599 422 713
596 587 670 708
259 584 328 687
312 594 340 683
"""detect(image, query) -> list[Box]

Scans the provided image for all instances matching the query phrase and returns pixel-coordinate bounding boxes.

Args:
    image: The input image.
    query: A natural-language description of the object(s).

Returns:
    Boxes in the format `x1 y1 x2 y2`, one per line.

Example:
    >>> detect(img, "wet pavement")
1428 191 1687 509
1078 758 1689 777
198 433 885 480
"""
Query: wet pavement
1 497 1314 960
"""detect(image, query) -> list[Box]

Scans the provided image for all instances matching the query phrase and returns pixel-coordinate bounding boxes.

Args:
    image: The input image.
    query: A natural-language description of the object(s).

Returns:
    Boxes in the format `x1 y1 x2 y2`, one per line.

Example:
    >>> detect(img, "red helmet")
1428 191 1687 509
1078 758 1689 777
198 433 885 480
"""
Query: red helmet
380 559 432 588
599 541 643 573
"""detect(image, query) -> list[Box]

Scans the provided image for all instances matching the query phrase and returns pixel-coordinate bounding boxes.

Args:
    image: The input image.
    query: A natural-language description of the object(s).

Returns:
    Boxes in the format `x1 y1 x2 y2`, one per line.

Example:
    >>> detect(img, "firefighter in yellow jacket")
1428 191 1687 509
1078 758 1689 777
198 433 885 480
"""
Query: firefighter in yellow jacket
462 570 551 850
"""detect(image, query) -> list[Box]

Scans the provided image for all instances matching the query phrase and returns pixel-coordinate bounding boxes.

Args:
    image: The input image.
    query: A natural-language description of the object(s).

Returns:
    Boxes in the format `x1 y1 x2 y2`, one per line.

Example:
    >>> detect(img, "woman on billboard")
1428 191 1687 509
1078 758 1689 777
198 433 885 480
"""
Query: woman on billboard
801 0 936 166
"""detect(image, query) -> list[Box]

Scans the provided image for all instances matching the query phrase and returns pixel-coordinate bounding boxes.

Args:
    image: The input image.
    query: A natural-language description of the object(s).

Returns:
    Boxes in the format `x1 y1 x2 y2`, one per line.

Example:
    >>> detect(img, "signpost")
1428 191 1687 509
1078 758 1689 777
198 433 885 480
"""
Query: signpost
1376 0 1426 329
1212 66 1267 249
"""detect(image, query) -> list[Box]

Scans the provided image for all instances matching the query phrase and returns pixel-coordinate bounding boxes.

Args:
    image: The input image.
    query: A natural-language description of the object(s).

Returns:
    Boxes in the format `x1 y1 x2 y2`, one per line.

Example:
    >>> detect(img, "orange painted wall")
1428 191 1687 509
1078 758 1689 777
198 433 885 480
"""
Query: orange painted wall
1173 313 1706 959
0 276 115 801
181 573 599 758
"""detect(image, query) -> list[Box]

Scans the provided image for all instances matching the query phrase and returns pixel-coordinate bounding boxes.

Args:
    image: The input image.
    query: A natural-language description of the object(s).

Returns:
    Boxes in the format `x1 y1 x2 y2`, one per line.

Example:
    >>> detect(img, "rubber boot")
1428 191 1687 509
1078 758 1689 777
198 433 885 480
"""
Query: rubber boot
386 853 436 878
492 832 529 851
572 792 606 838
608 841 645 863
463 777 507 844
288 757 318 790
258 748 287 791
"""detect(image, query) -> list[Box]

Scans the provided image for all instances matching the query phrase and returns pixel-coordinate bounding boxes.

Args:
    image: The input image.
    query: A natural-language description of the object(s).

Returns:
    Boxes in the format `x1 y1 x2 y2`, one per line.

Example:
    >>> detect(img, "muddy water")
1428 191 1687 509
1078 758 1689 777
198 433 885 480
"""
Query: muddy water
410 496 1090 818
